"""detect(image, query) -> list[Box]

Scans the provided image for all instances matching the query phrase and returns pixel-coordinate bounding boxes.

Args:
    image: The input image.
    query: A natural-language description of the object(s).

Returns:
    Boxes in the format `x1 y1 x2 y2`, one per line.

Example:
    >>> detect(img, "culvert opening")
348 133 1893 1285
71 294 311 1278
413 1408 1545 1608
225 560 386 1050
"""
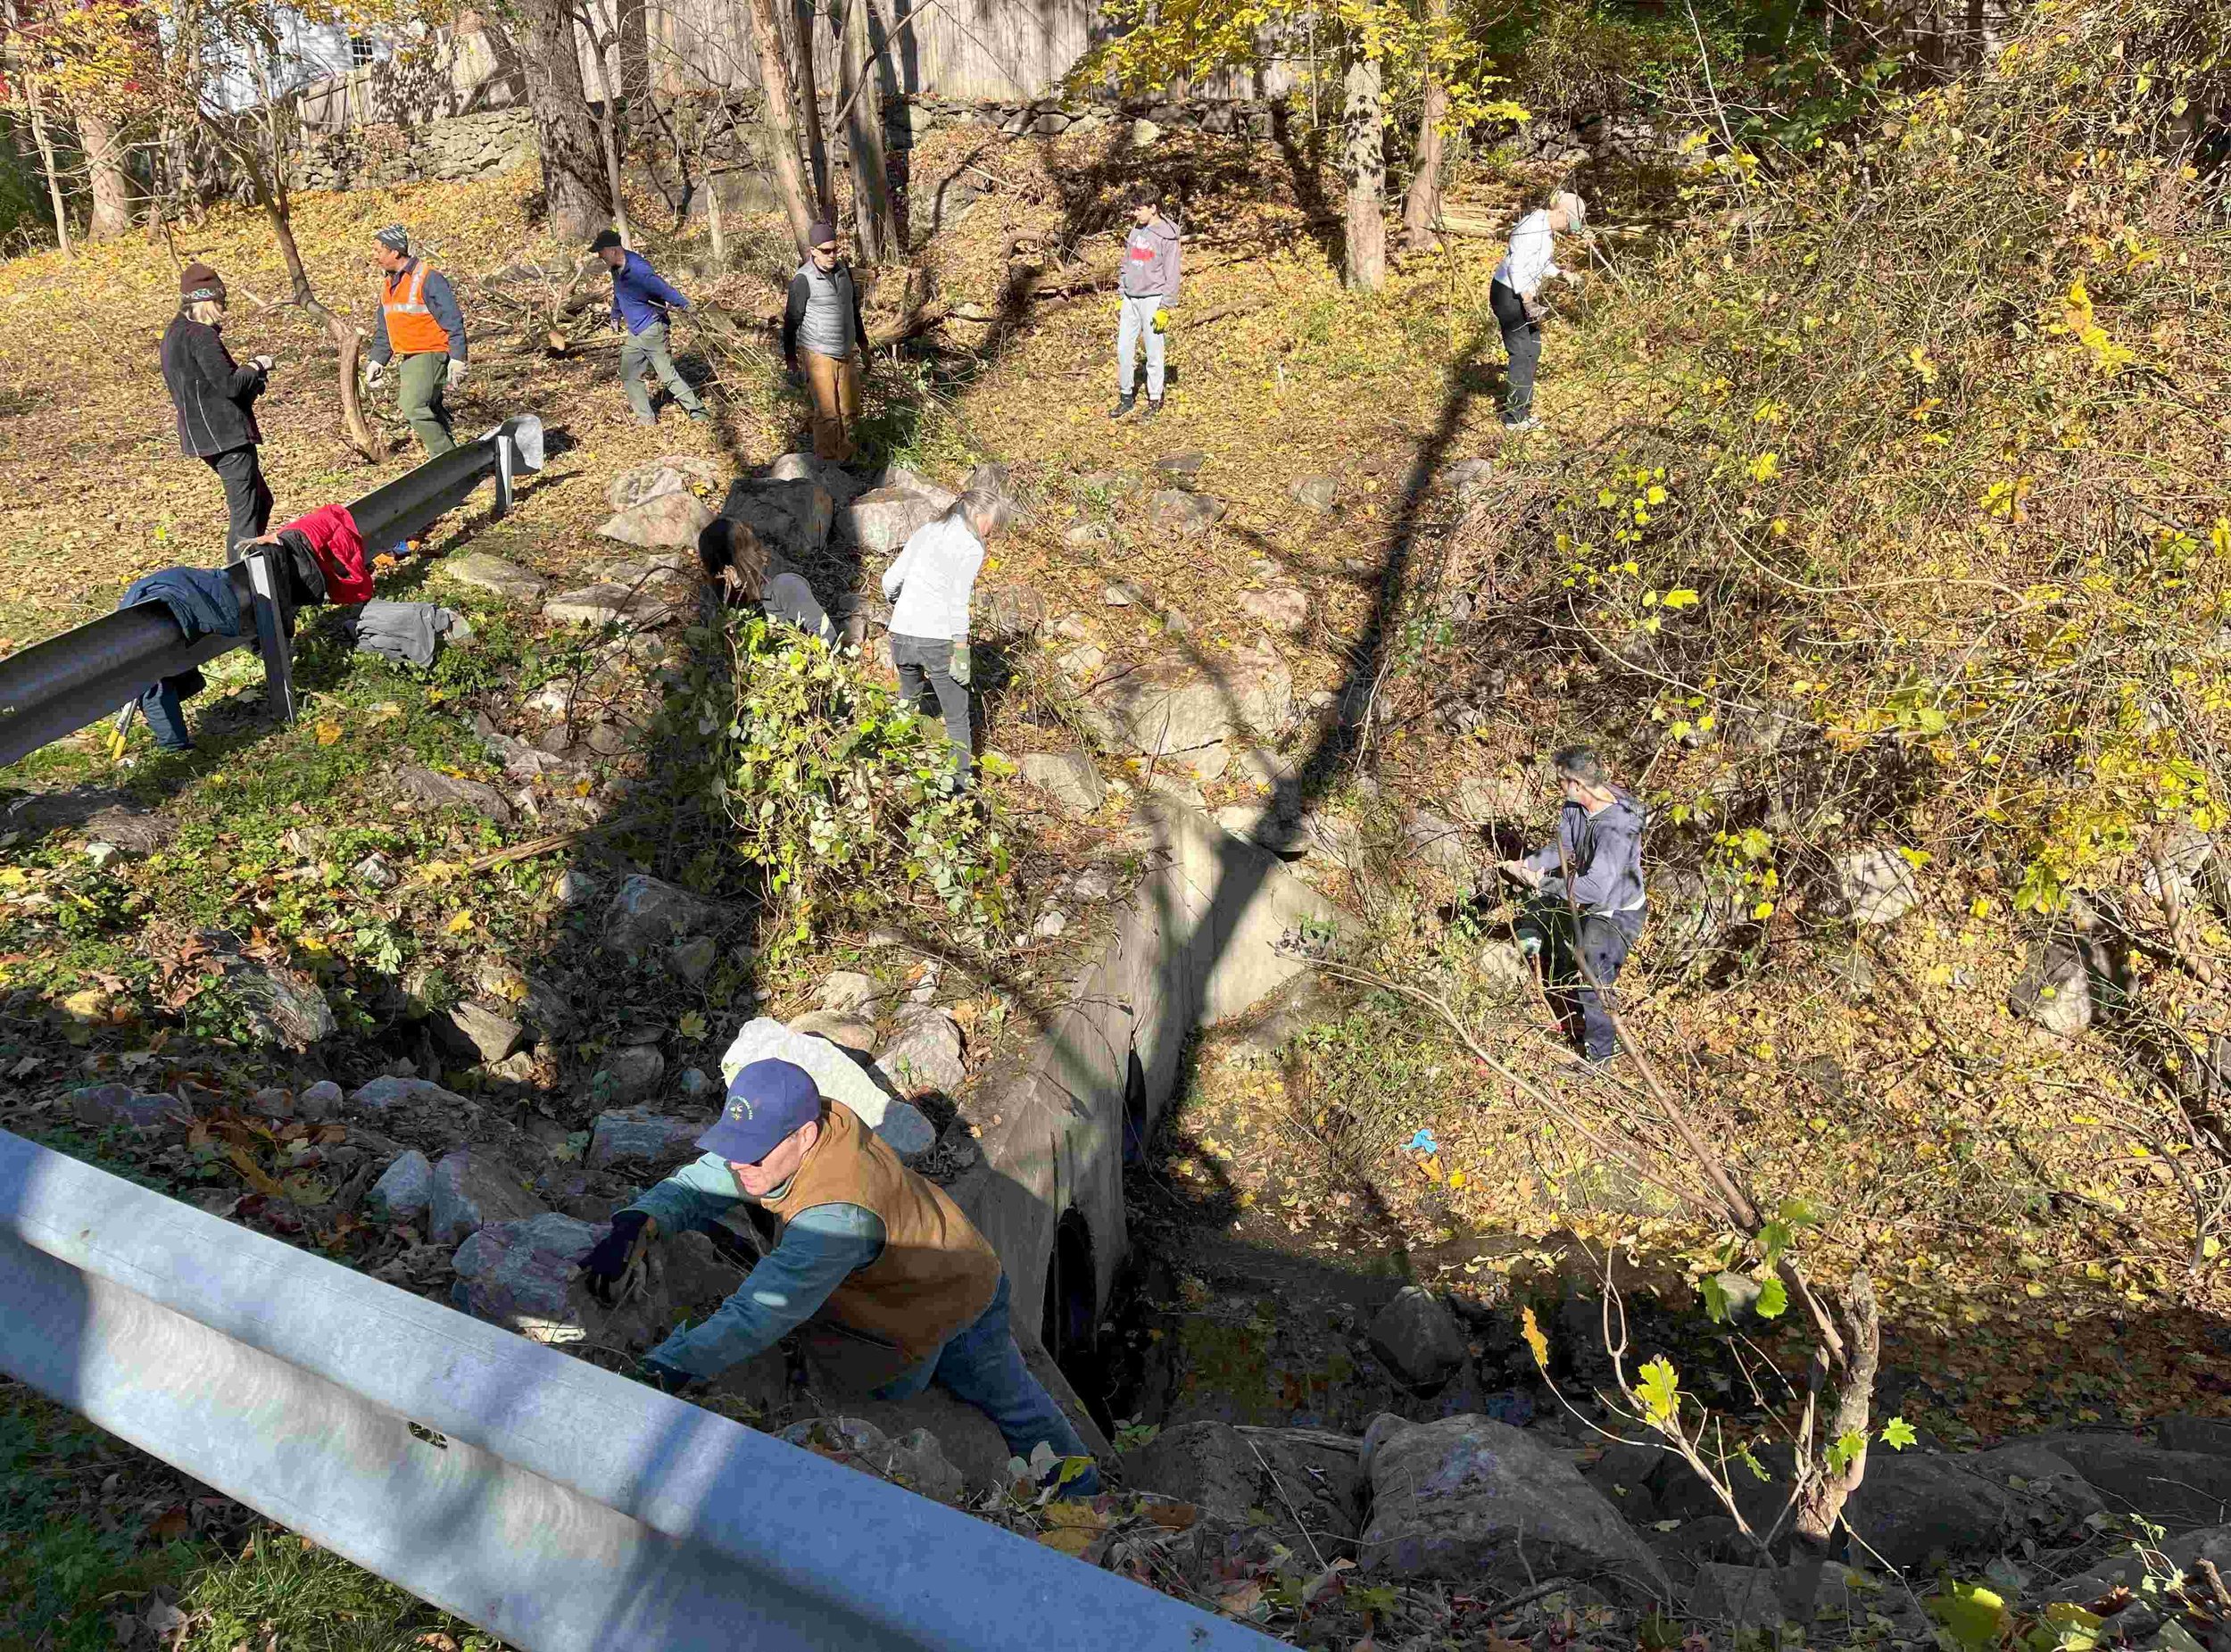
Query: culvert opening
1041 1207 1114 1434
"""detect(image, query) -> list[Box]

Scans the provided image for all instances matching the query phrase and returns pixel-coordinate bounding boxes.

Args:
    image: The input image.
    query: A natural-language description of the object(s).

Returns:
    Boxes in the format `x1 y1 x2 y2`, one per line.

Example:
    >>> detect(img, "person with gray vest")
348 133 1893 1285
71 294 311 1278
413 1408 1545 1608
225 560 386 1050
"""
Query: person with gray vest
782 220 869 463
1110 187 1181 420
1497 744 1646 1063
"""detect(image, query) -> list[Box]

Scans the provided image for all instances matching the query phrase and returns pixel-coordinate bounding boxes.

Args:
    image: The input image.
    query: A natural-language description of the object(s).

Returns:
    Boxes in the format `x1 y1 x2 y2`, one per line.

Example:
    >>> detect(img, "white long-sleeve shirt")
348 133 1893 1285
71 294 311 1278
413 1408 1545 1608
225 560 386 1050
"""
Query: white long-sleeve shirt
881 512 983 641
1493 210 1562 298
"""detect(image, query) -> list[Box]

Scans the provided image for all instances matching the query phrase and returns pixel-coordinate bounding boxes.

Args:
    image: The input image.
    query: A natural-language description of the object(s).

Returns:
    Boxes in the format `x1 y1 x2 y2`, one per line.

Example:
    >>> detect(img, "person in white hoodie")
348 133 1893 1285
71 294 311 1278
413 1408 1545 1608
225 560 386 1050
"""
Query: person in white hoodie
1489 189 1587 430
881 489 1008 784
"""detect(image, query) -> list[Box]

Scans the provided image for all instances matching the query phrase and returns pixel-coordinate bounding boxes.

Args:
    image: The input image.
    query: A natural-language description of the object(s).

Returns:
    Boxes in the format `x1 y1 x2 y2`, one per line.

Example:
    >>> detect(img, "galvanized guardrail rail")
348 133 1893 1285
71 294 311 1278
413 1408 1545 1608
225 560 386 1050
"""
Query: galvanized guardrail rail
0 1128 1278 1651
0 415 544 769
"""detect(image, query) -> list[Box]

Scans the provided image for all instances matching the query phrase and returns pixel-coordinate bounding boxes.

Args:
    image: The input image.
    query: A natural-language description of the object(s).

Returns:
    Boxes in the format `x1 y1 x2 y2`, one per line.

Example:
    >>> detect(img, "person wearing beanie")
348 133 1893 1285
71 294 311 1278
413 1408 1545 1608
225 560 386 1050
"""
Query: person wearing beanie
575 1058 1100 1495
779 220 869 463
363 224 469 456
159 261 274 558
592 228 709 426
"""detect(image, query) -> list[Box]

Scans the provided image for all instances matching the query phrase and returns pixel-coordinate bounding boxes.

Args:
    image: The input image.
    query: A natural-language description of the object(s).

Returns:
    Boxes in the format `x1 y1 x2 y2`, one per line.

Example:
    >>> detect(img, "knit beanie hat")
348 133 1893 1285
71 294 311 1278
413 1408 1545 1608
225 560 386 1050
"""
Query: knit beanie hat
374 224 411 253
807 220 838 250
178 262 225 303
590 228 623 253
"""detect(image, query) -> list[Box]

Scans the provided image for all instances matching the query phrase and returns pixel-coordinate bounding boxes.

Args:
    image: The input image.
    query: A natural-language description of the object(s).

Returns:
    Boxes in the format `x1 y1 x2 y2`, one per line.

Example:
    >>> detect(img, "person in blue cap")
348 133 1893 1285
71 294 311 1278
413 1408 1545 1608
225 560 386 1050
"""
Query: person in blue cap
576 1058 1099 1491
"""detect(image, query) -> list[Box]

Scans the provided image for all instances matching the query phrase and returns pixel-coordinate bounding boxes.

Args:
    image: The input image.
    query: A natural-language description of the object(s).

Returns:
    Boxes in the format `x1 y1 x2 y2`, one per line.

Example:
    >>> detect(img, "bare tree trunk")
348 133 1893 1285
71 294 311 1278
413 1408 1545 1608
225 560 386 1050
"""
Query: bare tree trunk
26 79 72 260
707 162 728 270
519 0 614 241
742 0 821 248
1400 0 1448 250
81 110 133 240
576 0 634 242
839 0 899 262
792 0 834 214
1341 50 1385 291
1791 1273 1882 1550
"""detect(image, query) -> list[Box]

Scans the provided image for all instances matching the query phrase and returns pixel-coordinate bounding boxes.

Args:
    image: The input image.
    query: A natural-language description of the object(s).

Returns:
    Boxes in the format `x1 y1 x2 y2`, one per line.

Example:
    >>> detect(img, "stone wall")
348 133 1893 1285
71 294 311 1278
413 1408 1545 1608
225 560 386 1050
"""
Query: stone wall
291 107 536 195
889 95 1283 151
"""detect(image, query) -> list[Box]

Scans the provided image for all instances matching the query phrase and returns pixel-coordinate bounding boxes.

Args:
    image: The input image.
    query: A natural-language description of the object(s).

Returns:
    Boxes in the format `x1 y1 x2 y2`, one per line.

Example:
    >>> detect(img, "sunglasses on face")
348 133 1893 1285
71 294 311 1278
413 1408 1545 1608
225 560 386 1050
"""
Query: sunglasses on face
813 245 839 259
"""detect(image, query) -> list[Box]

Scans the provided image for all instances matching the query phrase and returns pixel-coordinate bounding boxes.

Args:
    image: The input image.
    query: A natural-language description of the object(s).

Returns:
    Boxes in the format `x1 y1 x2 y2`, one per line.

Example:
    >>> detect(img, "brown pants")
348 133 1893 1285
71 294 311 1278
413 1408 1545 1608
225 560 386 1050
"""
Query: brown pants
801 347 860 462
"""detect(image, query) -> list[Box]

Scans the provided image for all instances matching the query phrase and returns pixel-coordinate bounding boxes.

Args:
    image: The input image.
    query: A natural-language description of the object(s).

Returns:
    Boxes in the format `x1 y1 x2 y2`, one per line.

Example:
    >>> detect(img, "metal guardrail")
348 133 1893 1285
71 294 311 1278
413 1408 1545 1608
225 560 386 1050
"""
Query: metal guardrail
0 416 544 769
0 1128 1280 1651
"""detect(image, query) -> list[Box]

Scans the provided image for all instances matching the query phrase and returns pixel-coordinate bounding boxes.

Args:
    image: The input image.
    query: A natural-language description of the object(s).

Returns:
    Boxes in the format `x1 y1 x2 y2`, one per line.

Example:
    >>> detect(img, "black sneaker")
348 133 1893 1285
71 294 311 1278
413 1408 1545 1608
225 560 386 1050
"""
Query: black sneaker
687 407 711 423
1142 398 1163 420
1109 394 1136 419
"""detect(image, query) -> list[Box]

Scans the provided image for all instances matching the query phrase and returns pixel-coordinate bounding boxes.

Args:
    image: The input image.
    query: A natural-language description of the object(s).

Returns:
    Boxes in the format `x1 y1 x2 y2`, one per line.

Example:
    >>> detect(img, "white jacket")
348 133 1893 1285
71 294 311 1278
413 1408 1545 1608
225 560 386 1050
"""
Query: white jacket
881 512 983 641
1494 210 1562 298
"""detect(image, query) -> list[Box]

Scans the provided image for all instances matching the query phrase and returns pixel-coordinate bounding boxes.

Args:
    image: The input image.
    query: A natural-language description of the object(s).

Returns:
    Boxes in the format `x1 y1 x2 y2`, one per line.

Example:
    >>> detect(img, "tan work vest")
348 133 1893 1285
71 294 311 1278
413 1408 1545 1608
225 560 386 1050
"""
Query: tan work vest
764 1102 1000 1382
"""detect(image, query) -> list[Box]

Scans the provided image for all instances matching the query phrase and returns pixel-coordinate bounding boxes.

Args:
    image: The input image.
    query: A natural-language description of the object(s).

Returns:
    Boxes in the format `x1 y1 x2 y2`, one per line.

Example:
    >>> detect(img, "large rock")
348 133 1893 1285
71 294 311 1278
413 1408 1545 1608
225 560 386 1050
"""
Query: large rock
4 785 177 852
722 477 835 556
199 937 336 1050
1833 847 1920 925
429 1148 547 1247
1367 1287 1470 1392
2010 942 2094 1037
543 583 675 628
442 999 526 1065
2160 1418 2231 1459
452 1213 601 1341
587 1107 704 1169
597 489 715 549
817 971 877 1014
1021 751 1107 814
1229 642 1296 735
1963 1442 2107 1527
364 1150 434 1224
1405 810 1473 882
1358 1415 1668 1599
2052 1522 2231 1614
2038 1434 2231 1532
1839 1451 2025 1569
790 1010 877 1053
767 452 867 507
597 1045 666 1102
1127 1421 1364 1546
1145 488 1224 538
1290 476 1339 512
443 552 547 603
1239 585 1310 634
395 765 513 826
841 483 953 555
69 1084 177 1132
605 874 718 955
875 1007 966 1100
1095 676 1234 756
779 1416 966 1506
347 1074 472 1117
607 456 719 511
720 1017 936 1162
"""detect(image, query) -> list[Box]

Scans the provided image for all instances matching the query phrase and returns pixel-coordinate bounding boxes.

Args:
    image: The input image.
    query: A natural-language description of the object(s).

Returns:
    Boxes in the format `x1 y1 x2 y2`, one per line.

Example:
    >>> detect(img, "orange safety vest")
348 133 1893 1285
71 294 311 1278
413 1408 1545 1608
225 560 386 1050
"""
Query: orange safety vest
381 261 451 356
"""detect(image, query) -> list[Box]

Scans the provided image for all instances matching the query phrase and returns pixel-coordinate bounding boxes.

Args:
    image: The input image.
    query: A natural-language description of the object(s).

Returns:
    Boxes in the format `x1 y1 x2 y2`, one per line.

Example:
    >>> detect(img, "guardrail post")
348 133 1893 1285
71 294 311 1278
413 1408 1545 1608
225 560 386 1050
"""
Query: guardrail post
242 545 295 726
493 423 516 521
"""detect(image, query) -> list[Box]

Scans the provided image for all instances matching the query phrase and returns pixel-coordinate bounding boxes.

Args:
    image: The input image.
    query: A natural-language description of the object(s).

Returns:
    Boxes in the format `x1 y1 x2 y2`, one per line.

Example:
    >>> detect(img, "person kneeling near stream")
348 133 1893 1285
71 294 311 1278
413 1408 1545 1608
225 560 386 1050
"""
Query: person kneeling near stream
576 1058 1100 1494
697 517 836 644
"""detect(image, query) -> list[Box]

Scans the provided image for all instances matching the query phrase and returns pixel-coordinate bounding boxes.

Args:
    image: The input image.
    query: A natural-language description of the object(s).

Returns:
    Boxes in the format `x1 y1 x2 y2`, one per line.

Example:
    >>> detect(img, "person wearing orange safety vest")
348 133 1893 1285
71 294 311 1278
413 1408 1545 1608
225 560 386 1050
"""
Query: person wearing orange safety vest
363 224 468 457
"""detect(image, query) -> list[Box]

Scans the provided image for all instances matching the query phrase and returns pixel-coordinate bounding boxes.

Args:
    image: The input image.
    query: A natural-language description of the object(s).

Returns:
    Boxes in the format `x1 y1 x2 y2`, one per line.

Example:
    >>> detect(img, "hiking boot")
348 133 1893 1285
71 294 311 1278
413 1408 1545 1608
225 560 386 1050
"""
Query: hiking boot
1142 398 1163 420
1109 393 1137 419
1502 415 1541 432
687 407 711 423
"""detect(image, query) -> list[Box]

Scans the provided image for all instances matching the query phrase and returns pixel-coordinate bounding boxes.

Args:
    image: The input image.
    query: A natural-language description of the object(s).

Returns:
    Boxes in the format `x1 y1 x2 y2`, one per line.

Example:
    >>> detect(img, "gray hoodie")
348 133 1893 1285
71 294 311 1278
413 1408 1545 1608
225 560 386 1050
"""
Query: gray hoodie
1119 217 1182 300
1523 790 1647 935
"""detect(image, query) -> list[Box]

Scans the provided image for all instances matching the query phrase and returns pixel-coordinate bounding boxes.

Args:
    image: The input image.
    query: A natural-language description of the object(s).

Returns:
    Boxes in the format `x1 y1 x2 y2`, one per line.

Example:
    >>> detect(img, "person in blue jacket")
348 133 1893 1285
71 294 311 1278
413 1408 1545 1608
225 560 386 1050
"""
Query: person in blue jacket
592 229 709 427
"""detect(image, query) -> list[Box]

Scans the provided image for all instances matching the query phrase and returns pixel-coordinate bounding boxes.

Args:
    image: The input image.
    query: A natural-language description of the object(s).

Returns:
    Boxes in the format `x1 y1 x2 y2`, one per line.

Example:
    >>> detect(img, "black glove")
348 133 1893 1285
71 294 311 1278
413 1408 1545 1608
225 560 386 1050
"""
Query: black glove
578 1209 650 1306
635 1357 703 1396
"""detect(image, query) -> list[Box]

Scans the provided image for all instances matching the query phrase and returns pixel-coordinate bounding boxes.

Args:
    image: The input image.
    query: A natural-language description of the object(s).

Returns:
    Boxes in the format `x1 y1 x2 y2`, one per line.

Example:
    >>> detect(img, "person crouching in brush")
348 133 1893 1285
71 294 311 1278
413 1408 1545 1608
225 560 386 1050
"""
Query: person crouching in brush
697 516 836 644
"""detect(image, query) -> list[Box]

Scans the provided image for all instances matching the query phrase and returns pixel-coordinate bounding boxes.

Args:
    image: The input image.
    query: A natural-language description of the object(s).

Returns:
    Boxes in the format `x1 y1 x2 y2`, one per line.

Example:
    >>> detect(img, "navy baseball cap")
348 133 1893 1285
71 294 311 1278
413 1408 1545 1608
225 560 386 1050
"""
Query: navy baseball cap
698 1059 823 1163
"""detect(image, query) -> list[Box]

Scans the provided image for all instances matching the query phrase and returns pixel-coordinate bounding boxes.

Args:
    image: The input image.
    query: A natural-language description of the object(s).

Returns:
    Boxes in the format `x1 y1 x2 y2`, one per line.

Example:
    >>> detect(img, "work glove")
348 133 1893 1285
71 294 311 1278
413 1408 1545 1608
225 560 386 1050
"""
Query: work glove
577 1209 651 1307
784 362 804 389
363 359 386 389
634 1357 704 1397
949 642 973 687
1150 306 1168 335
251 354 275 374
446 359 469 389
1497 859 1544 892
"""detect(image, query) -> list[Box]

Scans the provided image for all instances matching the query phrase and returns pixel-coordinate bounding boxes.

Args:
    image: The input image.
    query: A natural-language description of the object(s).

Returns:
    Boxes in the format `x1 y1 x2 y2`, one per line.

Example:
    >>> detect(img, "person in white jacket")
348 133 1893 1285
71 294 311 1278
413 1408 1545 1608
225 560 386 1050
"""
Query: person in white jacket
1490 189 1587 430
881 489 1008 784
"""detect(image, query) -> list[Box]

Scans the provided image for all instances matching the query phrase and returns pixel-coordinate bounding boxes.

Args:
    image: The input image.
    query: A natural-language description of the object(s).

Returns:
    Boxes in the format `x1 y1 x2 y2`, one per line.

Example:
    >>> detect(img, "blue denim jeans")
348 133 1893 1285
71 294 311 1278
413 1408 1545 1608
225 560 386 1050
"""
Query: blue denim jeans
874 1272 1100 1495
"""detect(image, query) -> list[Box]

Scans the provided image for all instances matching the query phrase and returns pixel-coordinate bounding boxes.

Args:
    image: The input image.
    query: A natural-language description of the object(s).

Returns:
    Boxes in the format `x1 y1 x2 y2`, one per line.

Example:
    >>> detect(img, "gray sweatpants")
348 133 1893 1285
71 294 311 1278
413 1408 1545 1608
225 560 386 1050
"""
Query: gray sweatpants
891 632 972 783
620 320 704 424
1116 295 1166 401
1490 279 1540 424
